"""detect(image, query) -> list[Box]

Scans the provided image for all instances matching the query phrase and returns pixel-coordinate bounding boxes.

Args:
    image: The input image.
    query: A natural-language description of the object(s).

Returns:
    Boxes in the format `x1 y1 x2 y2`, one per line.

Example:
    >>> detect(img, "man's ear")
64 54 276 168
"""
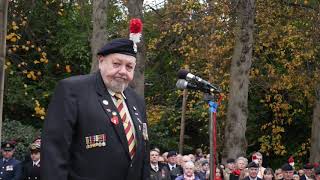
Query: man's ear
97 55 104 63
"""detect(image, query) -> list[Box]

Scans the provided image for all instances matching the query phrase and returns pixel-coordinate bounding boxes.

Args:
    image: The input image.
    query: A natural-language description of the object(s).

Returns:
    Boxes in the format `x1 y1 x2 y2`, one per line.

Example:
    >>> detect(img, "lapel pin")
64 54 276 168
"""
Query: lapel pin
137 118 142 124
135 112 139 116
111 116 119 125
139 125 141 131
112 111 117 116
106 108 111 112
133 106 137 111
102 100 109 105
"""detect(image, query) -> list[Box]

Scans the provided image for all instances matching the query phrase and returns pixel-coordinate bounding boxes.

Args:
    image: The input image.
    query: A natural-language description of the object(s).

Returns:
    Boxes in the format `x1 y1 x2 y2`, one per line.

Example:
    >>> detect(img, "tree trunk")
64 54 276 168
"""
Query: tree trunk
310 87 320 163
90 0 108 73
0 0 8 143
127 0 146 97
222 0 255 162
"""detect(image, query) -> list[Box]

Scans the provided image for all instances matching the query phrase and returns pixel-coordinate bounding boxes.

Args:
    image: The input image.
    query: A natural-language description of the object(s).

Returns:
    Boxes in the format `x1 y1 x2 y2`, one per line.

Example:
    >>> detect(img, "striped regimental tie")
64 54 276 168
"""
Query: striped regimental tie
114 93 136 159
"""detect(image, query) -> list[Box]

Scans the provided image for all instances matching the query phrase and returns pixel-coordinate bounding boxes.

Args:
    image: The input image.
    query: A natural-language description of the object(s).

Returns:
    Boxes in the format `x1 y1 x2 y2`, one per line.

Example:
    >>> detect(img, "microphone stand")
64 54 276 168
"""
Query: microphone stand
204 93 223 180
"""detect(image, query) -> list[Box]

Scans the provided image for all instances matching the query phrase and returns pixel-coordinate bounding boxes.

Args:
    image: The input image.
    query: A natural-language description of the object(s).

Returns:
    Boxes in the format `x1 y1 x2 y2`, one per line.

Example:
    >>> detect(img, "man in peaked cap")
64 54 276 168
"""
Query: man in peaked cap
22 143 41 180
0 141 23 180
41 38 149 180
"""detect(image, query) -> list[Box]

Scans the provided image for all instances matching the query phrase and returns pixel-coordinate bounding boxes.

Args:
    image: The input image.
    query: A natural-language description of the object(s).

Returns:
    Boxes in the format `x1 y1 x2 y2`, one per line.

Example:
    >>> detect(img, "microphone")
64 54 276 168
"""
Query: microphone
177 69 221 93
176 79 218 93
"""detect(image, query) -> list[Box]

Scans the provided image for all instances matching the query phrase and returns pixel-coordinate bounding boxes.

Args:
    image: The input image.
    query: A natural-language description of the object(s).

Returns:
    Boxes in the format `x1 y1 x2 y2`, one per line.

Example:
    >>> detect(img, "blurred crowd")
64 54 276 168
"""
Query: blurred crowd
149 148 320 180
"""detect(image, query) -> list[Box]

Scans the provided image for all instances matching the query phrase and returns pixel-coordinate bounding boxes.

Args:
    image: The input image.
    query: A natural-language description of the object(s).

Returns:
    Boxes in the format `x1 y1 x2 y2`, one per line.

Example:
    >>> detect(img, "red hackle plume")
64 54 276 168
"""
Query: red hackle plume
129 18 143 33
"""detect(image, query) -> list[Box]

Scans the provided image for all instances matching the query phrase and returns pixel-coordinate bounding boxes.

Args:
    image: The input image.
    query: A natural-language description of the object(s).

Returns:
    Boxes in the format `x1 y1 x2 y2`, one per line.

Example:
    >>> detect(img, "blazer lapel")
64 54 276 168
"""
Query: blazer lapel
95 72 130 158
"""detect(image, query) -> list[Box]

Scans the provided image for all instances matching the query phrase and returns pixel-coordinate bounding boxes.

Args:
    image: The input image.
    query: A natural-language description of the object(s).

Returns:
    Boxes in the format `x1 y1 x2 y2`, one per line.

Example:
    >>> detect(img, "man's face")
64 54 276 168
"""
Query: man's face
304 169 313 177
227 162 235 171
248 167 258 178
2 150 14 159
202 163 209 172
99 53 136 92
168 156 176 165
184 163 194 177
255 155 263 166
237 160 246 170
150 151 159 164
30 151 40 162
282 170 294 180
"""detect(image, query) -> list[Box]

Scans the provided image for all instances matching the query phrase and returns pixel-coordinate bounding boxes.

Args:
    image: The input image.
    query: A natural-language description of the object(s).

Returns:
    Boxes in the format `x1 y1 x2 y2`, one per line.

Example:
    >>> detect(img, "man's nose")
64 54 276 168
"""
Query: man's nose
118 65 127 74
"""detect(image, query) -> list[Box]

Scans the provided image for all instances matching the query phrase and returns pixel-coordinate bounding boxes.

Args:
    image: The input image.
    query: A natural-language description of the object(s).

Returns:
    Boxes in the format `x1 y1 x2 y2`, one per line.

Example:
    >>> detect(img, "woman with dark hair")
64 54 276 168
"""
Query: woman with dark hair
263 168 275 180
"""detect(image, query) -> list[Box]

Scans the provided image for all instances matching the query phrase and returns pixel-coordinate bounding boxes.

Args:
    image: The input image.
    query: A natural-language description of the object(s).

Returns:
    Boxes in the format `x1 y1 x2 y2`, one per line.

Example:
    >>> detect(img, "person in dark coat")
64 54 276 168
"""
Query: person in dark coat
165 151 183 180
150 148 170 180
0 141 22 180
41 38 150 180
22 143 41 180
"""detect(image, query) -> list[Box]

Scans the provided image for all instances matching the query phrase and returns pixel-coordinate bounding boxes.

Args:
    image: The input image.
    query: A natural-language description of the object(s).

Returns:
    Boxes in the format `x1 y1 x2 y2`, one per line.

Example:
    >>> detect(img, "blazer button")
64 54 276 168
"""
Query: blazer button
130 164 133 167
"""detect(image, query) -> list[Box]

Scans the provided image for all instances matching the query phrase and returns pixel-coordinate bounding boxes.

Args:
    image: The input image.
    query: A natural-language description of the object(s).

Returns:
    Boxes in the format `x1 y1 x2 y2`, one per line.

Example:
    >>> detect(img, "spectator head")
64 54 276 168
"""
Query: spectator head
236 157 248 170
252 152 263 167
201 160 209 172
216 165 224 180
167 151 177 165
298 169 304 177
33 136 41 146
162 152 168 163
303 163 314 178
247 162 259 179
150 148 160 164
29 143 40 162
293 173 300 180
195 148 203 158
183 161 196 178
1 141 16 159
189 154 196 162
226 158 236 171
281 163 294 180
263 168 275 180
176 154 183 165
274 168 283 180
181 155 191 168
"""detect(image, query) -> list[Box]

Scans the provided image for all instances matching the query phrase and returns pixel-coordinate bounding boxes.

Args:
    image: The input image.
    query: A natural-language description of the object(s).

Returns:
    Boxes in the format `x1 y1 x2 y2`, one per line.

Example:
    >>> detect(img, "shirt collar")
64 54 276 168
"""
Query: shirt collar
108 89 126 100
33 159 40 166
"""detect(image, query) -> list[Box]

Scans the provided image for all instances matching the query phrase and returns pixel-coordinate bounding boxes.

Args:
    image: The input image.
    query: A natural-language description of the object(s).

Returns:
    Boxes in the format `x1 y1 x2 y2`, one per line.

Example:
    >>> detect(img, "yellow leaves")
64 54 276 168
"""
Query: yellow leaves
147 105 165 125
6 33 21 42
34 100 46 120
65 65 72 73
27 71 37 80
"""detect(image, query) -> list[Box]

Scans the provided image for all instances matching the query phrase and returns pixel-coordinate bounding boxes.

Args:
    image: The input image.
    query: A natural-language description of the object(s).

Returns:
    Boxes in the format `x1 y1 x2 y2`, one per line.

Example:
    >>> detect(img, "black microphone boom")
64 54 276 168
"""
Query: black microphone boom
176 79 219 94
177 70 221 93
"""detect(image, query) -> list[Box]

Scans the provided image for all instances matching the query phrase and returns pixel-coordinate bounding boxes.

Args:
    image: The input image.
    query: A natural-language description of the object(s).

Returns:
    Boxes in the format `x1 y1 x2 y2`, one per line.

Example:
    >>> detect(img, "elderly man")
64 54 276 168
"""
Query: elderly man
281 163 294 180
41 38 150 180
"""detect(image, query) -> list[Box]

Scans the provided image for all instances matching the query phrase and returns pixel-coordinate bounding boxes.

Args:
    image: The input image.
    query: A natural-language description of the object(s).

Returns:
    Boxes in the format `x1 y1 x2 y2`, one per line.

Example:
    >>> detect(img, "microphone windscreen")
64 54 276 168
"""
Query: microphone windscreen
176 79 188 89
177 69 189 79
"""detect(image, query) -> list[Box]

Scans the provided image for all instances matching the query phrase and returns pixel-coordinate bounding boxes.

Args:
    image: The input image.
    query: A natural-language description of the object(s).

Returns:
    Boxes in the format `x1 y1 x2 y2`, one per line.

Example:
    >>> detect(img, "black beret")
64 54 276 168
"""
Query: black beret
167 151 177 158
303 163 313 169
281 163 293 171
247 162 259 168
1 141 15 151
97 38 136 57
227 158 235 163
